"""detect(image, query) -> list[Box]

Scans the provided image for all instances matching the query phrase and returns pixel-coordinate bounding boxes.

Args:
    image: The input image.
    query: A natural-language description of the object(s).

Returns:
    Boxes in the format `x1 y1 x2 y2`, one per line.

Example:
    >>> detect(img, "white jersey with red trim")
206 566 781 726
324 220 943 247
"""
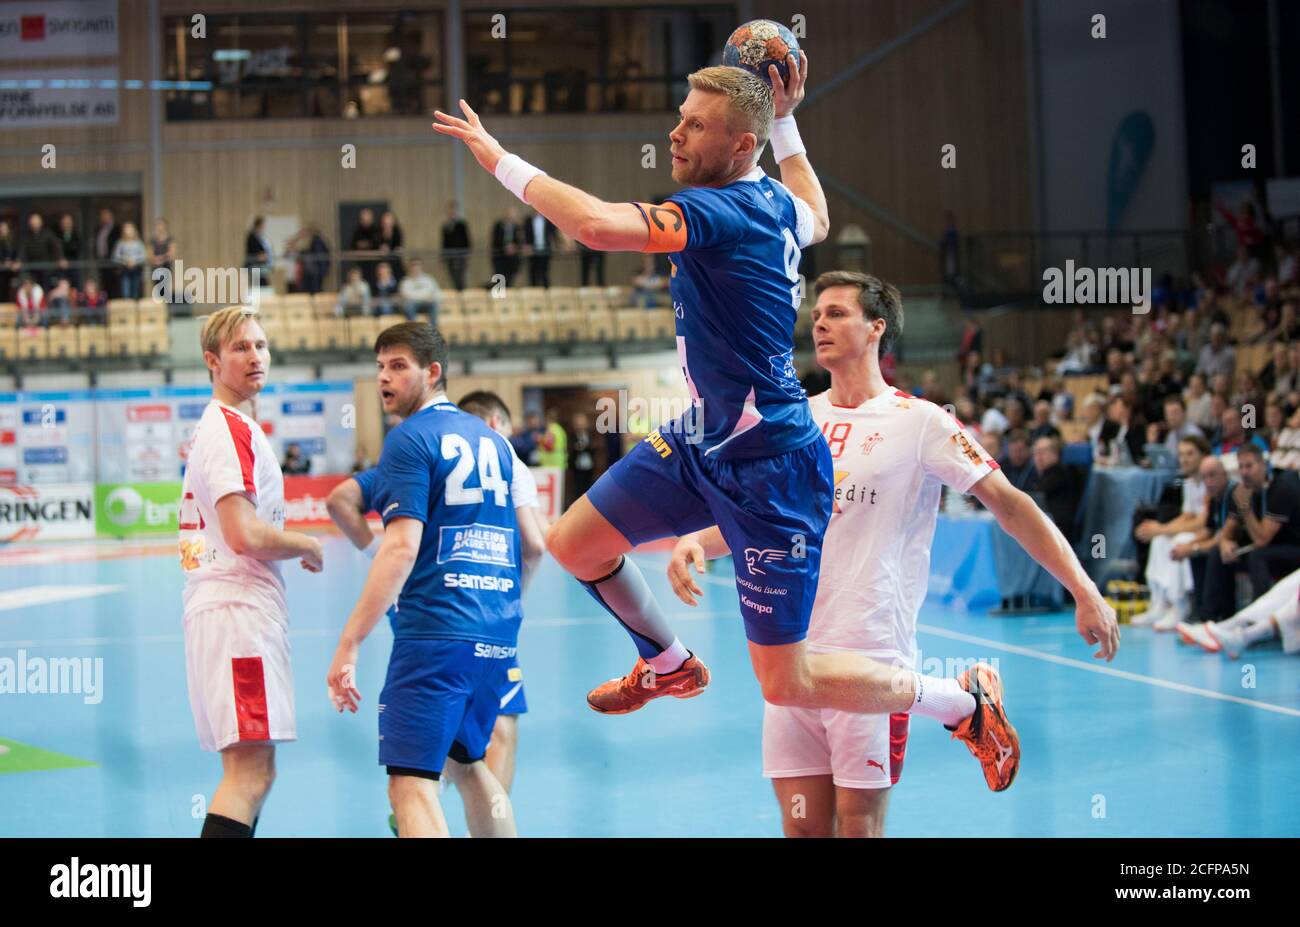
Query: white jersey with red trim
179 399 288 620
806 389 998 661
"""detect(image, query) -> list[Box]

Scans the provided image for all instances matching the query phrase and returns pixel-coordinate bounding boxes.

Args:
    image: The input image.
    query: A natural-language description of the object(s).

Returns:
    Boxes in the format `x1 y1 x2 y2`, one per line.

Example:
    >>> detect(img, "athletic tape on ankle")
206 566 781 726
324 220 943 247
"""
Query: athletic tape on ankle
495 153 546 202
770 115 806 163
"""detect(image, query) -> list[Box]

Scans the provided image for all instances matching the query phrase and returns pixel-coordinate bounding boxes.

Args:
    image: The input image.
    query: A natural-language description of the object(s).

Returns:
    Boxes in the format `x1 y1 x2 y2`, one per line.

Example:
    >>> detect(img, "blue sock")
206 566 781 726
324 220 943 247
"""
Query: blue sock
580 555 682 664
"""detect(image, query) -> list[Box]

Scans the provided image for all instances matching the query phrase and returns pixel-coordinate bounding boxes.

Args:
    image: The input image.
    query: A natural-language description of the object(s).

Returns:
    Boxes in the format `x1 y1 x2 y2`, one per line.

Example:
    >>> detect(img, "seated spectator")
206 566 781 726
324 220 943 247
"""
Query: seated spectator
372 262 400 316
632 253 670 307
1056 326 1099 374
1261 398 1288 450
980 395 1010 437
45 277 74 326
1180 562 1300 658
282 443 312 475
998 429 1036 490
1260 341 1297 395
399 259 441 323
1030 435 1083 539
1224 245 1261 296
1276 242 1298 288
112 222 147 299
78 278 108 325
1133 435 1210 629
15 275 44 328
1148 395 1204 456
1200 444 1300 621
1261 299 1300 345
1211 406 1268 457
1194 323 1235 380
1184 373 1215 432
335 267 371 318
1169 455 1237 624
1079 391 1107 447
1027 399 1060 443
1096 394 1145 466
1272 405 1300 471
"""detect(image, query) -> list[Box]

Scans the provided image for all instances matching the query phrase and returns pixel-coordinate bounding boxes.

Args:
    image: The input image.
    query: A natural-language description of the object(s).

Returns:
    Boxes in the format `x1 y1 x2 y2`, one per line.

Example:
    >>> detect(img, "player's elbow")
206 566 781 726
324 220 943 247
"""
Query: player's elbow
810 214 830 245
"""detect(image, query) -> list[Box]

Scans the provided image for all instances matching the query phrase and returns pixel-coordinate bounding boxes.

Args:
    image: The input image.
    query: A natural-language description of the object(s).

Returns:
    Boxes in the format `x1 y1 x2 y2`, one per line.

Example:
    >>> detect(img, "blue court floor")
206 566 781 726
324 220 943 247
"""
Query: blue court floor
2 535 1298 837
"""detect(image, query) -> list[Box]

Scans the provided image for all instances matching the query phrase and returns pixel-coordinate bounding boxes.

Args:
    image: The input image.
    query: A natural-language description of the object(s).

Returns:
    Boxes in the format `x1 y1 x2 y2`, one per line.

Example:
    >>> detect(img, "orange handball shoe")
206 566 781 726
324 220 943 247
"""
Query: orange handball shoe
587 654 710 715
950 663 1020 791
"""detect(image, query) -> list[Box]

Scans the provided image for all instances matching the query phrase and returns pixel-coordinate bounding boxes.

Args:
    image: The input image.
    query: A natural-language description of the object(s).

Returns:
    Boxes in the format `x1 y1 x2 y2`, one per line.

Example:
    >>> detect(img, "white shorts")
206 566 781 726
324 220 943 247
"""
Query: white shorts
183 602 297 753
763 703 910 790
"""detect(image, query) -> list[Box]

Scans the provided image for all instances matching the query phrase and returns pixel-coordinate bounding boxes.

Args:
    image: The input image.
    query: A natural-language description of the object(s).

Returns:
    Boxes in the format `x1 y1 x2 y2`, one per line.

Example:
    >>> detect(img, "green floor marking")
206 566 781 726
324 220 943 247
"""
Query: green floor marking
0 737 97 774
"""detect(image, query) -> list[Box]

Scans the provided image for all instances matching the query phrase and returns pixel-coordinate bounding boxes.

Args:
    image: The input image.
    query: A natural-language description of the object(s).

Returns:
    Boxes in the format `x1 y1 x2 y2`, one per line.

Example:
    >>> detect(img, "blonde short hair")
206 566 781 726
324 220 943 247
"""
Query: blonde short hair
686 66 774 154
200 305 261 358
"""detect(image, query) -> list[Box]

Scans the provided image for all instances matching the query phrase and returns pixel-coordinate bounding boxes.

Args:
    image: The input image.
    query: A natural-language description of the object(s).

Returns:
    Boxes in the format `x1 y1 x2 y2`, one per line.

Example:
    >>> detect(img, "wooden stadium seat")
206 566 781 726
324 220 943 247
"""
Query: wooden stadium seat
516 287 553 343
138 316 170 355
0 303 17 329
260 315 287 349
614 307 650 341
317 318 347 350
552 294 585 343
347 317 378 350
281 292 313 312
577 286 608 316
108 323 139 357
375 316 407 340
137 303 168 327
254 296 283 320
77 324 108 359
47 326 77 360
283 316 320 351
497 291 535 345
646 308 676 341
107 298 137 325
310 292 339 317
0 326 17 361
18 326 48 361
438 312 468 347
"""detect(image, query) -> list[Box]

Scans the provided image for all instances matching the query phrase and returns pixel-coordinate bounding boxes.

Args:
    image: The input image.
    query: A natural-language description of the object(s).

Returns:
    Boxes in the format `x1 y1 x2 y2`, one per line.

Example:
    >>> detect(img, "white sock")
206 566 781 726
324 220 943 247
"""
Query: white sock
908 672 977 727
1242 618 1278 647
647 638 690 674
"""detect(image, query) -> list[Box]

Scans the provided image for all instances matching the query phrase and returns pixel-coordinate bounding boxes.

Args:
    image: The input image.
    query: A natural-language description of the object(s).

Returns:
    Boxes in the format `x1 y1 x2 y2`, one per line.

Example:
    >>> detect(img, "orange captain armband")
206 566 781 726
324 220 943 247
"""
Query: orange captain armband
632 201 688 253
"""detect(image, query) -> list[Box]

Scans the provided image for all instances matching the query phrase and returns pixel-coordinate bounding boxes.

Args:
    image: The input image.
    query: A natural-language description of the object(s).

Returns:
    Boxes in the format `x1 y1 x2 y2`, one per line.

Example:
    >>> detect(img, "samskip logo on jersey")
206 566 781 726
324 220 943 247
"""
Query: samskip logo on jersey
436 523 515 567
473 643 518 659
444 572 516 593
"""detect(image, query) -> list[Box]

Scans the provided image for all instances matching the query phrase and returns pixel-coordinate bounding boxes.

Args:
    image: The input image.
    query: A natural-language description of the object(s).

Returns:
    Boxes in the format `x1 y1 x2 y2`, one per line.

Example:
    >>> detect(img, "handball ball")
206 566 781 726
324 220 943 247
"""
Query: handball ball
722 20 800 87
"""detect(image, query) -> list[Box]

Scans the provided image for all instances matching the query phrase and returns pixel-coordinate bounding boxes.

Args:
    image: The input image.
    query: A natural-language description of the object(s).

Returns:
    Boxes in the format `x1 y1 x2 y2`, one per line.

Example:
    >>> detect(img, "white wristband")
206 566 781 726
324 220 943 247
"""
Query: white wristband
363 535 380 559
494 153 546 202
770 115 806 163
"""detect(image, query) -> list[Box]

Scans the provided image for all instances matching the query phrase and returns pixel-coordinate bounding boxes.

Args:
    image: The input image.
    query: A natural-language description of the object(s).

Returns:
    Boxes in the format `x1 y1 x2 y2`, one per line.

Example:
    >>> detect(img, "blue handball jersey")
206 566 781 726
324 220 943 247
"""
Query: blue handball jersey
366 399 523 646
633 167 820 460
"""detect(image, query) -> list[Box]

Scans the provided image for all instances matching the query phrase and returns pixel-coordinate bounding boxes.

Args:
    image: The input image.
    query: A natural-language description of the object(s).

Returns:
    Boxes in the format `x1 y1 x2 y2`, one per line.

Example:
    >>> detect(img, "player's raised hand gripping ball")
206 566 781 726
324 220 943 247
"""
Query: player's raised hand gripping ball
723 19 801 87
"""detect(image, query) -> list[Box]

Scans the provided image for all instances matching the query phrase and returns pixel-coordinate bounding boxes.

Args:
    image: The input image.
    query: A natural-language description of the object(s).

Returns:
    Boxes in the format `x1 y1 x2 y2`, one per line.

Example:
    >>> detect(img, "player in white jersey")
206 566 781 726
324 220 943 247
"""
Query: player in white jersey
325 389 546 797
179 306 324 838
668 272 1119 834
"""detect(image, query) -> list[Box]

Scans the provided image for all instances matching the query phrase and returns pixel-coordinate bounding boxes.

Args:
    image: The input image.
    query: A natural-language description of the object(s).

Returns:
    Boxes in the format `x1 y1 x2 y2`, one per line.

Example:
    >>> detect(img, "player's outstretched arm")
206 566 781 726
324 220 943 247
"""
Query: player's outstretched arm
969 470 1120 660
327 516 423 712
768 51 829 245
326 477 378 553
216 493 323 571
433 100 649 252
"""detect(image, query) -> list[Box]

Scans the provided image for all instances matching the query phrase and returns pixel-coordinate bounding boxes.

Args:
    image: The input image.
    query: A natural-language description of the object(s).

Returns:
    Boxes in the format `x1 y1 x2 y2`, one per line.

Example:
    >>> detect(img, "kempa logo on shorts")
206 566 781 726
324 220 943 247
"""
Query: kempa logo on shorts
1042 260 1151 313
743 547 786 576
50 858 151 907
0 649 103 704
739 593 774 615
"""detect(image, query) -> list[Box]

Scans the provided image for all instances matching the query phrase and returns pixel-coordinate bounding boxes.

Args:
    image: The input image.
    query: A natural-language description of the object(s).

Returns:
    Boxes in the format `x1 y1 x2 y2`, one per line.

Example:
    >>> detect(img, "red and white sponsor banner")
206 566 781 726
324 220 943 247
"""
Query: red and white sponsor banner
531 467 565 524
0 2 119 60
0 483 95 542
283 475 346 529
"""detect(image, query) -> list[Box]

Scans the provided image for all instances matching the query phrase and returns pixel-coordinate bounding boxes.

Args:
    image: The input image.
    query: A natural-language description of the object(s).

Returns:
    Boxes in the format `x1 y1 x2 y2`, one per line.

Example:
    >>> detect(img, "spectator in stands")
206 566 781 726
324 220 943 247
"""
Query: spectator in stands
0 220 18 301
524 209 558 288
19 213 62 288
1102 347 1127 387
1230 369 1262 415
92 207 121 297
1029 435 1083 540
350 208 380 286
1206 443 1300 619
399 259 441 323
914 370 947 407
536 408 568 470
1216 199 1265 257
999 429 1036 491
282 443 312 475
15 275 44 328
1212 406 1268 457
1272 405 1300 471
1276 241 1298 287
1057 326 1098 374
1096 394 1145 466
441 200 470 291
56 214 81 287
957 316 982 368
1262 398 1287 450
149 218 176 295
378 211 404 281
1133 435 1210 630
578 240 605 287
78 278 107 325
1190 371 1216 434
632 253 670 307
979 394 1009 440
1170 455 1236 624
1261 299 1299 345
1194 323 1236 380
1149 395 1204 456
245 216 274 282
511 411 541 466
1259 341 1296 395
569 412 596 506
1225 245 1260 297
372 262 400 316
1080 391 1107 447
939 210 961 294
1027 400 1059 443
953 396 983 443
491 208 524 287
335 266 371 318
46 277 74 327
288 224 330 295
112 222 147 299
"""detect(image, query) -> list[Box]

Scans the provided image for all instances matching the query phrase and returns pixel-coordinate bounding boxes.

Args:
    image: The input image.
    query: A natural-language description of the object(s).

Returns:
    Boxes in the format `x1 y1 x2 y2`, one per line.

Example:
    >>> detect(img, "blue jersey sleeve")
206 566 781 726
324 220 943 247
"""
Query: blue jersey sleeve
666 187 748 251
373 427 431 526
352 467 379 513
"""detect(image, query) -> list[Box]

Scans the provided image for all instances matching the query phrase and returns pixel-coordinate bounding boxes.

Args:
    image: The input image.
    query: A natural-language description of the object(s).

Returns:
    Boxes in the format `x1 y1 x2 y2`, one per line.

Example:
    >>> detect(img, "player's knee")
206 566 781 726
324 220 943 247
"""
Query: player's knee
232 752 275 801
544 520 575 568
784 816 832 838
387 774 430 806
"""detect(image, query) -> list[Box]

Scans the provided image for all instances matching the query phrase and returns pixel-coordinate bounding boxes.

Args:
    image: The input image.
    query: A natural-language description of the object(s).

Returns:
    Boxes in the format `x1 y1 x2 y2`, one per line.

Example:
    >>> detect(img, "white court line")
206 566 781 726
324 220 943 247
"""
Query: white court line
0 585 126 613
694 571 1300 719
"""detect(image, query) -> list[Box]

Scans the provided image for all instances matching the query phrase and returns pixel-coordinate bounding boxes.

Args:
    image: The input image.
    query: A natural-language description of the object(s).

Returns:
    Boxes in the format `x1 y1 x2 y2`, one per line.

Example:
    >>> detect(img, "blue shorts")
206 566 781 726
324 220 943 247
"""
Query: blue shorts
497 655 528 716
378 638 515 776
587 428 832 646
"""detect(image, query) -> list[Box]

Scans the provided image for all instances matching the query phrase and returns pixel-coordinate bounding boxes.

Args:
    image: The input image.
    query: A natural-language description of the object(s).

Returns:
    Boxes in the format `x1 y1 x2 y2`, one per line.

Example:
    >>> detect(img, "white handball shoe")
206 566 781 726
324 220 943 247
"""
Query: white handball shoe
1205 621 1246 659
1176 621 1219 653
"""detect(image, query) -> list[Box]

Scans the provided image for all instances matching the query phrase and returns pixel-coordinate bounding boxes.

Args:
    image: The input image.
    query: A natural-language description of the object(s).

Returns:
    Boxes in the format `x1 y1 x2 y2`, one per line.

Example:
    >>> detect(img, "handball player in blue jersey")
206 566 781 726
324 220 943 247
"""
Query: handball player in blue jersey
436 54 987 730
326 323 521 837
